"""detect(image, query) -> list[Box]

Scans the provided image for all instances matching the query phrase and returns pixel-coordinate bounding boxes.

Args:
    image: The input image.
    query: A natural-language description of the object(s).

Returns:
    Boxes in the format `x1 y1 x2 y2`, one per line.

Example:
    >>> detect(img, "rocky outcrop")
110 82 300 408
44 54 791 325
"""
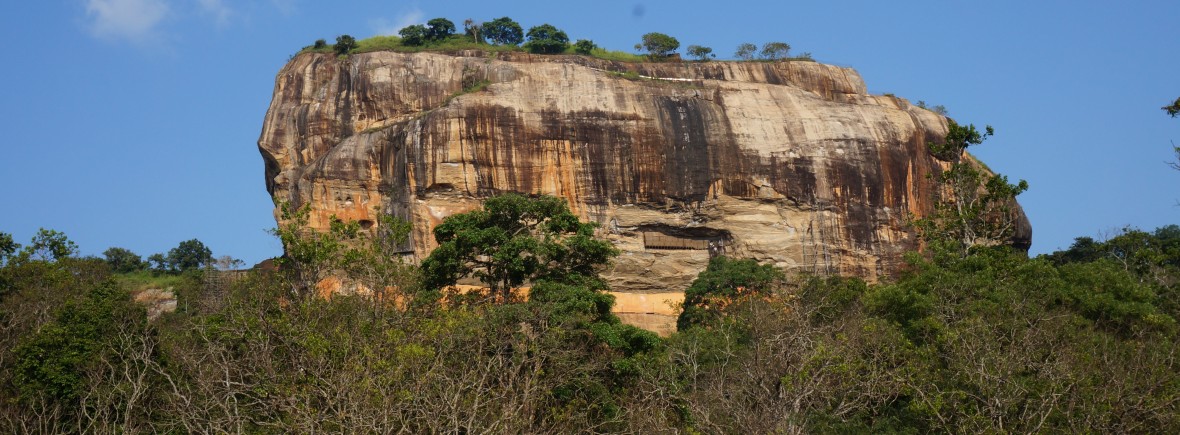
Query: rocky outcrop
258 50 1030 295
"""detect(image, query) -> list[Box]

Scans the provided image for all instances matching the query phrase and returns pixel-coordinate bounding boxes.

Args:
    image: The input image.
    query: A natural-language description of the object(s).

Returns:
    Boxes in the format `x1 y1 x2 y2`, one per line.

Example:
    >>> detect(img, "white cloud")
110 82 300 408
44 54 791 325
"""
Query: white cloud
85 0 170 43
196 0 233 27
374 8 424 35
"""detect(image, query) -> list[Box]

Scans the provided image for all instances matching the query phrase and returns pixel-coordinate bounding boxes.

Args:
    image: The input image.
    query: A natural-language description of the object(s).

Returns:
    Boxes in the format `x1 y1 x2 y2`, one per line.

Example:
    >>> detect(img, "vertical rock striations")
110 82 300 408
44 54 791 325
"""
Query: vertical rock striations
259 50 1031 294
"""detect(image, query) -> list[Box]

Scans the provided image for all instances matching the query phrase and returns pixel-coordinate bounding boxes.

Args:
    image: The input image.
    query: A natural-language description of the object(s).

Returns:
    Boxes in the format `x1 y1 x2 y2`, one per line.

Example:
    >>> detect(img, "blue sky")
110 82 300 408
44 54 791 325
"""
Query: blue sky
1 0 1177 265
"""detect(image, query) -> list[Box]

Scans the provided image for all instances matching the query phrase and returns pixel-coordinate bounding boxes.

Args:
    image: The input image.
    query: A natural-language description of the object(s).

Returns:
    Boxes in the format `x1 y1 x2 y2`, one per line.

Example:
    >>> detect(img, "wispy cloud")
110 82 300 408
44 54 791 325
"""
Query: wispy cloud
196 0 233 27
374 8 424 35
85 0 169 43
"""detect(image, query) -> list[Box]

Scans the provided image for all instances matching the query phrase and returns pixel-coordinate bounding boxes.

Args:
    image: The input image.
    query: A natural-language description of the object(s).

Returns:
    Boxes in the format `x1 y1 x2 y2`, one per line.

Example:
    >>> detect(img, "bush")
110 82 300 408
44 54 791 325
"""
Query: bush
573 39 597 55
313 39 327 49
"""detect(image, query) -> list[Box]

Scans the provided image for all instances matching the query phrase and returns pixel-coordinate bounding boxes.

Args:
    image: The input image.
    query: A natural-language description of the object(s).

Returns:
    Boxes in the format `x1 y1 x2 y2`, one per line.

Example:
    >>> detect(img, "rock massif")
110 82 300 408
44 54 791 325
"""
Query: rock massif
259 50 1030 295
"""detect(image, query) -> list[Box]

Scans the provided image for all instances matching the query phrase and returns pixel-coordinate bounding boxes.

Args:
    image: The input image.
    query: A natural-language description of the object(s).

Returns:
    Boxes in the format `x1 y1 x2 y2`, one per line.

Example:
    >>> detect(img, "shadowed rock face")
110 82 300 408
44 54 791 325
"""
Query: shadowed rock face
259 50 1031 292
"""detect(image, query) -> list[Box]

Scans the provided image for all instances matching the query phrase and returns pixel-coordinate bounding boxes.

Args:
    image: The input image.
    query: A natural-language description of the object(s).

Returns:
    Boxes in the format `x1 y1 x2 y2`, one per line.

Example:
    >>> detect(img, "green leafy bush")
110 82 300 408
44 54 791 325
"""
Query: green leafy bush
573 39 597 55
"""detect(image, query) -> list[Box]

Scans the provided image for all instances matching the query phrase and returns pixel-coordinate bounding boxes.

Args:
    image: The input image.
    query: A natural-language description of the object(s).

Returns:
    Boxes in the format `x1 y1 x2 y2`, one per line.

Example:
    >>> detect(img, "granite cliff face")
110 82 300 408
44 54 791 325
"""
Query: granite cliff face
258 50 1031 295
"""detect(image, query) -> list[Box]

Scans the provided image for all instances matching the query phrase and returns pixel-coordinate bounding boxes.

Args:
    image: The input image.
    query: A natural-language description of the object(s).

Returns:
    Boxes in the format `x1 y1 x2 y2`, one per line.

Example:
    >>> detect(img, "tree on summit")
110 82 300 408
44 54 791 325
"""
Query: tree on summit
398 25 427 46
734 42 757 60
425 18 456 41
524 24 569 54
334 35 357 55
687 45 714 61
482 17 523 46
640 32 679 58
759 42 791 60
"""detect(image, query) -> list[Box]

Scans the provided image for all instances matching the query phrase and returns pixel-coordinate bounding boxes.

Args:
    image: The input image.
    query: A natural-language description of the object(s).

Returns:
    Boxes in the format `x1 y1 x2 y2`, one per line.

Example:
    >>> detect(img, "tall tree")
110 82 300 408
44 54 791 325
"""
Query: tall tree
462 18 482 43
420 193 617 300
916 121 1028 257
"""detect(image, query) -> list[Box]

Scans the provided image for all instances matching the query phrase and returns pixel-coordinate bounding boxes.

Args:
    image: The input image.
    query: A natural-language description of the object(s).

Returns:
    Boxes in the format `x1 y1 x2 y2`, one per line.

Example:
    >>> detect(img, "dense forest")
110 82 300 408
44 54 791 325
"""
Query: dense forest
2 190 1178 432
0 56 1177 432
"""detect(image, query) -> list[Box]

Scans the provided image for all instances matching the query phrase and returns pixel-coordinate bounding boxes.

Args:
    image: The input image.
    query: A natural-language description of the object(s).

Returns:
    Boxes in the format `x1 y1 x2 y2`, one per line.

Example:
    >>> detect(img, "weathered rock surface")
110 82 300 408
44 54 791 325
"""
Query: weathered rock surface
259 51 1031 299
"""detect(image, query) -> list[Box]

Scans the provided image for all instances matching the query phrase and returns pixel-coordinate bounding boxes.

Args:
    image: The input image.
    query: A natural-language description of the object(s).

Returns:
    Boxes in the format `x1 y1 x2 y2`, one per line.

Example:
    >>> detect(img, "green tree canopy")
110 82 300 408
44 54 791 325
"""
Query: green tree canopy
102 247 145 274
759 41 791 60
419 193 618 300
677 256 785 330
524 24 570 54
425 18 456 41
640 32 679 57
916 121 1028 257
166 239 213 272
482 16 523 46
18 228 78 262
735 42 757 60
573 39 597 55
0 232 17 265
334 34 357 55
686 44 714 61
398 25 427 46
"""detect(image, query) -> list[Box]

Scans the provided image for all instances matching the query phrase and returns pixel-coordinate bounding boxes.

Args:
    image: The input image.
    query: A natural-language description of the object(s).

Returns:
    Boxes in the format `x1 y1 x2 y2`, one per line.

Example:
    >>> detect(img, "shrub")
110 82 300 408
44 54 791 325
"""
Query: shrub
574 39 597 55
313 39 327 49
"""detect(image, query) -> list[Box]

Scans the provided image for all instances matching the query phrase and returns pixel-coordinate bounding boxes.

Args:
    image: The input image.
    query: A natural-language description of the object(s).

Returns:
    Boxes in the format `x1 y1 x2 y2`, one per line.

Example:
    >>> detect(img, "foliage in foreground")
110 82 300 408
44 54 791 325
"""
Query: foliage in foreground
1 217 1179 432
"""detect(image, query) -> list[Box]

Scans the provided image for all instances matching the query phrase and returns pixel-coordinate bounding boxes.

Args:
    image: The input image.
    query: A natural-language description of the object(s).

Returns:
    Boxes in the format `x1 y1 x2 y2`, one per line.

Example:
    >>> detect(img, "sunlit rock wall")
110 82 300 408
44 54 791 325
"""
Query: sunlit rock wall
259 50 1031 296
